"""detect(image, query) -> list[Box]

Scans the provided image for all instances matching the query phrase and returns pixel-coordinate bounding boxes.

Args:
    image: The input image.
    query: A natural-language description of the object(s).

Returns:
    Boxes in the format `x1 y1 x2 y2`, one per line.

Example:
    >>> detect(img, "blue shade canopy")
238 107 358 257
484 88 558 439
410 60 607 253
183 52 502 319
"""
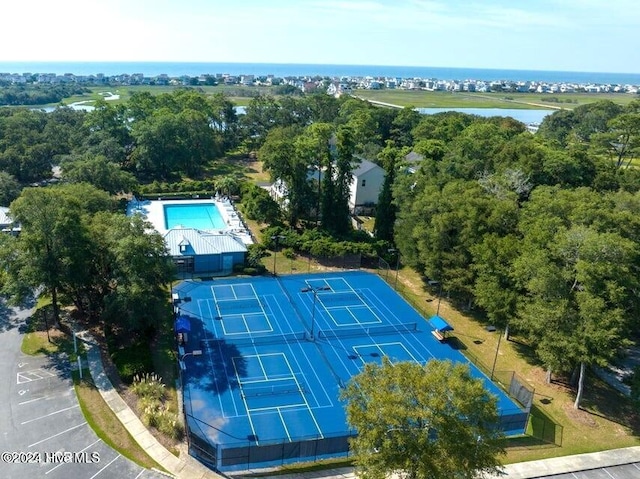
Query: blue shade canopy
175 315 191 333
429 315 454 332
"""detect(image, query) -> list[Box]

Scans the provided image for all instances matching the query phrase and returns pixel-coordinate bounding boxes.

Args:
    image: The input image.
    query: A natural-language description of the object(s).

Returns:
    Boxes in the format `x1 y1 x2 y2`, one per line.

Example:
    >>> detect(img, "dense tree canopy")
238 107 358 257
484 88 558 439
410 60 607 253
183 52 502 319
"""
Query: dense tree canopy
342 358 504 479
4 184 173 335
392 103 640 407
1 85 640 411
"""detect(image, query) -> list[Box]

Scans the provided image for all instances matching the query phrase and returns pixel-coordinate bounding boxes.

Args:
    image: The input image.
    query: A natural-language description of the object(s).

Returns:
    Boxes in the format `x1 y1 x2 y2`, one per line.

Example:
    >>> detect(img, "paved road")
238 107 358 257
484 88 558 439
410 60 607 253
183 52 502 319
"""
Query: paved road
0 299 169 479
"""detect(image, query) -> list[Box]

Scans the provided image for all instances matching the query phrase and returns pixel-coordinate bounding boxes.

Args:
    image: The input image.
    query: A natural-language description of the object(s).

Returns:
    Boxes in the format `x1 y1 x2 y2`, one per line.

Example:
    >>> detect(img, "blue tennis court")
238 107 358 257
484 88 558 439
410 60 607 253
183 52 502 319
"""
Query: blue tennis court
173 271 528 472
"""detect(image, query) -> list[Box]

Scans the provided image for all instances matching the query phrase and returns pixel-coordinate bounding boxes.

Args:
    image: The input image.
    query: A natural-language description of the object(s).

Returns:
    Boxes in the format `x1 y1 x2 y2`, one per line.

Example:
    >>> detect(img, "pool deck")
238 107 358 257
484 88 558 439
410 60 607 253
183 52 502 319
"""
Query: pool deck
128 197 253 245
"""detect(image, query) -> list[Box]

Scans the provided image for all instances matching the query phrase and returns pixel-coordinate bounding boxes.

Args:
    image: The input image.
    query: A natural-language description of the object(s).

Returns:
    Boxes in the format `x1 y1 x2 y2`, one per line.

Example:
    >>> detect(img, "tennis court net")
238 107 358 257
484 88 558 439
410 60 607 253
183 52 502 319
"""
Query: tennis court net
317 322 418 340
201 331 307 348
216 298 263 315
317 291 364 306
240 383 305 398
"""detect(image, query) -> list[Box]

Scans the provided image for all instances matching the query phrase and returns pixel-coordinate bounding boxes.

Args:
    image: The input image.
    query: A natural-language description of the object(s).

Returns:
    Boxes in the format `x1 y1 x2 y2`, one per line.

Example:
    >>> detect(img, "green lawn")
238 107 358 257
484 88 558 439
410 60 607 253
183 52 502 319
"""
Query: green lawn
353 89 638 109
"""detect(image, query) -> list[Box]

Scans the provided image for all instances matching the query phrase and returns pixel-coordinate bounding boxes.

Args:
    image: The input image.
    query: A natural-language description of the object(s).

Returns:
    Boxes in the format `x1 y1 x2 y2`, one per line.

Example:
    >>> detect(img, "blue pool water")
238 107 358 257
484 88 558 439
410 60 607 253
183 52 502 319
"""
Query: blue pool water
164 203 226 230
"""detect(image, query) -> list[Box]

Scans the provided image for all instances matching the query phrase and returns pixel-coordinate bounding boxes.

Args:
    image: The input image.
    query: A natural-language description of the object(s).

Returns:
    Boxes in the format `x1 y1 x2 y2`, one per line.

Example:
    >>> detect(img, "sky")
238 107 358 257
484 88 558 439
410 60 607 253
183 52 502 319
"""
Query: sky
2 0 639 73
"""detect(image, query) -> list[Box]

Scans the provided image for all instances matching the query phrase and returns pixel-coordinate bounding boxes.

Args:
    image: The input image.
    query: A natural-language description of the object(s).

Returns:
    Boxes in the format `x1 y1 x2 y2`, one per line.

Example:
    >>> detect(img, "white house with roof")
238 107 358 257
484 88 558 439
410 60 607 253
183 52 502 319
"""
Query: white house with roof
349 157 386 214
269 156 386 216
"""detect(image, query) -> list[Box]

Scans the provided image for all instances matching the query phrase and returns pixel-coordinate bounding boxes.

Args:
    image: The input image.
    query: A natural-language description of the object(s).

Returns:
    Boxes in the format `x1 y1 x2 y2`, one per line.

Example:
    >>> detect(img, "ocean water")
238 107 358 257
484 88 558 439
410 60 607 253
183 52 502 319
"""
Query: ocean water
2 61 640 85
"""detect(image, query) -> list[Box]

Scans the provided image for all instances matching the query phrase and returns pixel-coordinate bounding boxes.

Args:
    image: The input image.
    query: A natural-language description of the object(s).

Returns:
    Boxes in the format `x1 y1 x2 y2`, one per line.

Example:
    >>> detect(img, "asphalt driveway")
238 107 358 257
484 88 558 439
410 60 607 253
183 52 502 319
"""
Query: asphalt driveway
0 300 169 479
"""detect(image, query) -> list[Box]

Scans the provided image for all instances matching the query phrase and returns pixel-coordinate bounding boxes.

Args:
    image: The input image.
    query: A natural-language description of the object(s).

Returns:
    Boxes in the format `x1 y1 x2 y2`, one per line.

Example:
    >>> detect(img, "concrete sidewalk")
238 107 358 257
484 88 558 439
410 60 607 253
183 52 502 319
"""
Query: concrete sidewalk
264 447 640 479
81 333 221 479
494 446 640 478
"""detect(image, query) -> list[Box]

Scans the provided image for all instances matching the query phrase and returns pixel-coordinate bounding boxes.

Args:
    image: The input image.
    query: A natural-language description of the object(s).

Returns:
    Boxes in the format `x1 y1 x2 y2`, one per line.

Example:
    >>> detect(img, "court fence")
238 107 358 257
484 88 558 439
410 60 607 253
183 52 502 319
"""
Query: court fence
185 411 356 472
527 412 564 446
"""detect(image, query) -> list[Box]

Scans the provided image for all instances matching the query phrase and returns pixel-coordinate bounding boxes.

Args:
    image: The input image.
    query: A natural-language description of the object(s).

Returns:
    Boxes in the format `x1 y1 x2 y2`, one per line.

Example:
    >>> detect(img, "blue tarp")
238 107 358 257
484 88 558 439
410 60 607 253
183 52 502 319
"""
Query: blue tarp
429 315 454 332
175 315 191 333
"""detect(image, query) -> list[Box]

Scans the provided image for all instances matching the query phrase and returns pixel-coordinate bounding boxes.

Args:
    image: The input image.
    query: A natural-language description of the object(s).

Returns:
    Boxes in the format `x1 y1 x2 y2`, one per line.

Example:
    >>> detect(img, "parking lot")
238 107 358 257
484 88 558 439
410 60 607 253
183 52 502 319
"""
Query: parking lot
0 303 169 479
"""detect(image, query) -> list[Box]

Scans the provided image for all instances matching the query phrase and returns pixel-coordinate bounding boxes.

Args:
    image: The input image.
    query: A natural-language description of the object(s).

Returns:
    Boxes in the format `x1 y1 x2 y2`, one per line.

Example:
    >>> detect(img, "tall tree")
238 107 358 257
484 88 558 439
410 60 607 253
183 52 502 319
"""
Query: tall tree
61 154 136 194
333 125 356 235
342 358 504 479
374 142 401 242
512 187 638 406
8 185 112 323
259 126 312 227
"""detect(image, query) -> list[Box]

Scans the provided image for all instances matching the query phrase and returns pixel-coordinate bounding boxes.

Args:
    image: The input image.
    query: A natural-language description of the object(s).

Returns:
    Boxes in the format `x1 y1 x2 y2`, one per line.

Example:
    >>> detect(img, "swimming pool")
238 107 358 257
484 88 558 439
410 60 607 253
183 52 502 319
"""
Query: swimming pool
164 203 226 230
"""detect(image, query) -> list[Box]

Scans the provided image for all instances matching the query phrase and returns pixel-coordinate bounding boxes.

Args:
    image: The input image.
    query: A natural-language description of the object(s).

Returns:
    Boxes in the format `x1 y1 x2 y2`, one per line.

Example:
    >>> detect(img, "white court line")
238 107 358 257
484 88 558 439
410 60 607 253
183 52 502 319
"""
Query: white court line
264 293 334 407
256 351 268 379
210 283 238 301
322 292 384 328
356 287 436 361
377 342 419 363
324 305 382 327
21 404 79 425
247 402 307 412
208 340 239 417
221 313 274 336
278 408 292 442
234 361 259 444
89 453 121 479
240 376 295 385
45 438 101 475
197 298 217 331
283 353 323 438
28 422 87 447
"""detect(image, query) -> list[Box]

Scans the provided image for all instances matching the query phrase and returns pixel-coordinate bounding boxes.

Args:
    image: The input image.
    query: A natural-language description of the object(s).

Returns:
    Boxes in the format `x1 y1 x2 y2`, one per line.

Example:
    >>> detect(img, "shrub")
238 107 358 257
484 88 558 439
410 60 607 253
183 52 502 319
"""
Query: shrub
139 396 163 428
156 409 185 440
281 247 296 260
131 373 166 401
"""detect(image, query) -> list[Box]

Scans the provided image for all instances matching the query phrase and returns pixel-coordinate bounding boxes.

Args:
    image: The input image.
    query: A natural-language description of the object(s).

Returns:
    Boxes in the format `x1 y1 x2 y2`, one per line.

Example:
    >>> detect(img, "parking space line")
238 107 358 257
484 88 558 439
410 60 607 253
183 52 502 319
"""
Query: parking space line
29 422 87 447
134 470 145 479
17 369 57 384
20 404 79 425
19 396 45 405
89 453 121 478
44 438 102 475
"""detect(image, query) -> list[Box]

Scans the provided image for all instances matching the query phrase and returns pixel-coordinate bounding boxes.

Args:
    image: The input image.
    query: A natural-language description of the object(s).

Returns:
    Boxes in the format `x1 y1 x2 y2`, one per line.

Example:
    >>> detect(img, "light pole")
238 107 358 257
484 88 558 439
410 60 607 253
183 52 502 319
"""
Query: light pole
301 285 331 340
490 330 503 380
271 235 285 276
427 280 443 316
388 248 400 288
179 349 202 371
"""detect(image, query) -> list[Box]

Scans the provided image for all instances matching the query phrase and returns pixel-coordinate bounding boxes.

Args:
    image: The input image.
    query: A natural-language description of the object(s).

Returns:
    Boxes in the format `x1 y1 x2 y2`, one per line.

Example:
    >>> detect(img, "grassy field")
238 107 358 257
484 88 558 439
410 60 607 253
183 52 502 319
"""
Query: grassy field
353 89 638 109
62 84 280 107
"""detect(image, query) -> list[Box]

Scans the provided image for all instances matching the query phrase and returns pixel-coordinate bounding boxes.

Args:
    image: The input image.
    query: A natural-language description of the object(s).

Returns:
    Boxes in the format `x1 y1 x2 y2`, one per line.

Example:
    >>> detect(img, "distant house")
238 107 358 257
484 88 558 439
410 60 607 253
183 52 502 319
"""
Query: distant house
349 157 386 214
404 151 424 174
164 227 247 276
269 156 386 216
0 207 20 235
